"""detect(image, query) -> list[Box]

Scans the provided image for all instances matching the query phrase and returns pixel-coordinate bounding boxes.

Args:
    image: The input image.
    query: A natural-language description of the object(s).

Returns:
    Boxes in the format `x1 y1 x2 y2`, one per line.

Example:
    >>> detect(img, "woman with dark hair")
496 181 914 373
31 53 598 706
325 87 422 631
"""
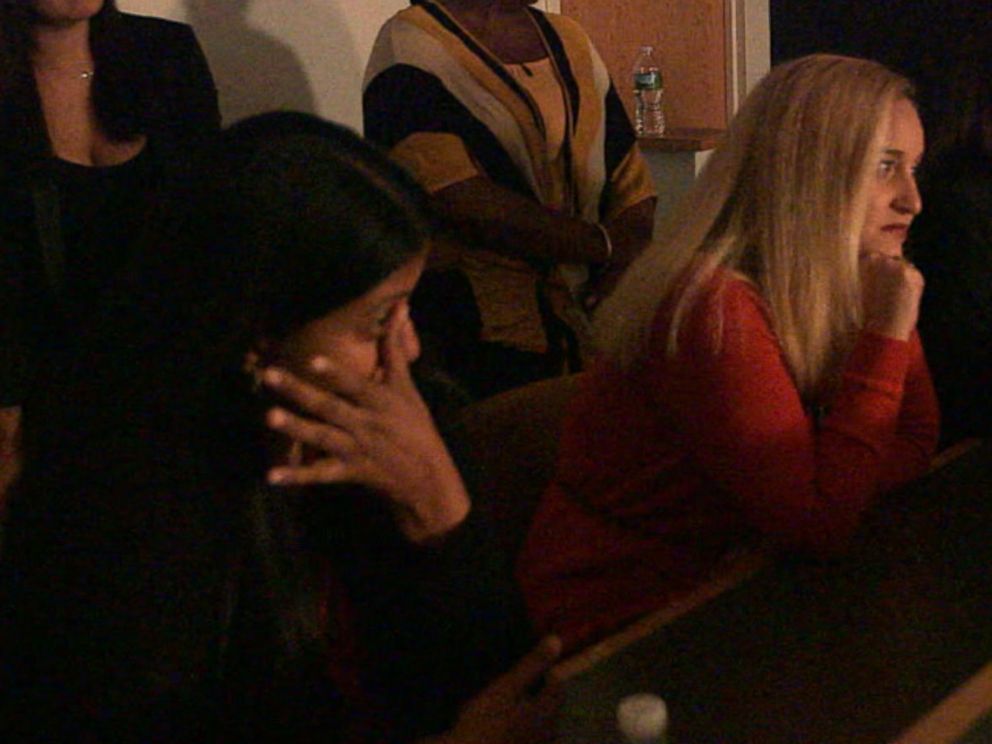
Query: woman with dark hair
0 0 219 506
910 35 992 443
2 112 557 743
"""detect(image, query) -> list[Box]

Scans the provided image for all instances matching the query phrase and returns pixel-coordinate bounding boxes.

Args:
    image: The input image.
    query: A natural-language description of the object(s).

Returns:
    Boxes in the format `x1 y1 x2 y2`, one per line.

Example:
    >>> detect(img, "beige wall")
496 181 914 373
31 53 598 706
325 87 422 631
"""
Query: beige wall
119 1 561 131
119 1 766 133
118 0 407 130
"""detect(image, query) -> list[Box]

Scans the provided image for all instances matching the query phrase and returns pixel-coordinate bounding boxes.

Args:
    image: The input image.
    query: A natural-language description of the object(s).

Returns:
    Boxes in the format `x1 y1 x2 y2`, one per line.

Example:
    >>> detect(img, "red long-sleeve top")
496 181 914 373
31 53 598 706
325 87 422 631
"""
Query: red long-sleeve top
516 275 939 650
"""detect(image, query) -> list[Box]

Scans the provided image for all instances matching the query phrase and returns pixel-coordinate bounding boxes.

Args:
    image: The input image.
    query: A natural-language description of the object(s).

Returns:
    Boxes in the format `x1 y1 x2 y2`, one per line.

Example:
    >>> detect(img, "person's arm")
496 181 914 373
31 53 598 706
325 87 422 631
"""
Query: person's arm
258 307 538 738
365 42 654 272
434 176 611 264
654 279 931 557
261 372 539 739
585 197 656 304
605 197 656 265
877 330 940 491
338 498 541 741
436 175 655 267
148 18 221 136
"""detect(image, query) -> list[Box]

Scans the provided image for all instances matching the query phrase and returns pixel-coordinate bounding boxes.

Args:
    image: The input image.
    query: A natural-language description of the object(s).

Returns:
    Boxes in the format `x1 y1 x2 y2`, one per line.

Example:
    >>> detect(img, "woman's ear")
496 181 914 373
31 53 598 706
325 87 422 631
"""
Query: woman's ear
398 304 421 363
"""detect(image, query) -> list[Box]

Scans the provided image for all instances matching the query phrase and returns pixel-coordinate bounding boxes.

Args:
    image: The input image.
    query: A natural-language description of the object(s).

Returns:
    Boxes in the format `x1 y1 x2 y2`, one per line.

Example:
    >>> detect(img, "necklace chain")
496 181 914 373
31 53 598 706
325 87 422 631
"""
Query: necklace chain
36 64 96 80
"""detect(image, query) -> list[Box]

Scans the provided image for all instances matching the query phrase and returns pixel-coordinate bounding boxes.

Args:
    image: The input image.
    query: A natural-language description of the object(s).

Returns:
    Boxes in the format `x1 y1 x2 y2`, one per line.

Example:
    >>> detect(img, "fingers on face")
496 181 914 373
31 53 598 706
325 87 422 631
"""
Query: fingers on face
309 356 377 405
263 365 366 425
263 372 374 486
268 459 350 486
267 406 352 455
265 407 361 486
860 250 922 278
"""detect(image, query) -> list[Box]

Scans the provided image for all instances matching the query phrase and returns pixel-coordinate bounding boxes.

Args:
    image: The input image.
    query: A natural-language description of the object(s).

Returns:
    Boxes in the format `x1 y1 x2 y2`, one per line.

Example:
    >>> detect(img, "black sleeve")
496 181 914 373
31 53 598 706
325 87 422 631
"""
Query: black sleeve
123 15 221 141
328 379 534 741
167 23 222 135
338 499 535 742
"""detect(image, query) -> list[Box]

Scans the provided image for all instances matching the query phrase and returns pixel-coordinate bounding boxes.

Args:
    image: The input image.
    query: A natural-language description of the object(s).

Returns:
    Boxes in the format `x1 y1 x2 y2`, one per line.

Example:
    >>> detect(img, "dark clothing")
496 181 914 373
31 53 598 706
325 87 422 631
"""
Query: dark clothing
0 360 532 742
0 12 220 407
1 438 532 744
0 13 220 509
1 18 533 738
48 149 156 322
911 151 992 443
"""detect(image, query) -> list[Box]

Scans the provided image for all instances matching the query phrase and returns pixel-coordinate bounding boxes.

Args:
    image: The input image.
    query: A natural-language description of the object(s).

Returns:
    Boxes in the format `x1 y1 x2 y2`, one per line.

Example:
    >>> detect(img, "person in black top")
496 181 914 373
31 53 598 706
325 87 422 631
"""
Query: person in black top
0 0 220 507
1 112 559 743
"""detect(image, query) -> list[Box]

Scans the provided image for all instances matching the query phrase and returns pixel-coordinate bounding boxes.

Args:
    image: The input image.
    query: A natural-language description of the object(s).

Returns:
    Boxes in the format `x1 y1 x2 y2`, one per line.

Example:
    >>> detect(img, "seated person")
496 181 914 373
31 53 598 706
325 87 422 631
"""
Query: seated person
515 55 940 651
1 112 558 743
911 36 992 444
363 0 656 399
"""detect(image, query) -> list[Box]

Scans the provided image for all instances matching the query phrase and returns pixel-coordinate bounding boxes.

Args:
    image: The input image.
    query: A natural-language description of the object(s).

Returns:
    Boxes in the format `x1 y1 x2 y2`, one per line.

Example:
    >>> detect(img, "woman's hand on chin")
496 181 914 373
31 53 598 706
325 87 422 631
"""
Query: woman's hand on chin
261 310 470 545
859 249 924 341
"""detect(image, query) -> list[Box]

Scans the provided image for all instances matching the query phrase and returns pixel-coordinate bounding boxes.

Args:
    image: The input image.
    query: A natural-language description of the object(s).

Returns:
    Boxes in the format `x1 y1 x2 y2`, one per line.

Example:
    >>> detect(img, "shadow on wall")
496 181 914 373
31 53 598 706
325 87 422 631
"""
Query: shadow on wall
185 0 320 124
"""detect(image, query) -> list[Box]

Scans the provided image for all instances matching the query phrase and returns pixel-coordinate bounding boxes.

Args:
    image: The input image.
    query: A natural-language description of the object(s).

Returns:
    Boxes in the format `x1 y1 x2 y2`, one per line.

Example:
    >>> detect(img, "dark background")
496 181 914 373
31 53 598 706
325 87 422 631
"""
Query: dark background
770 0 991 129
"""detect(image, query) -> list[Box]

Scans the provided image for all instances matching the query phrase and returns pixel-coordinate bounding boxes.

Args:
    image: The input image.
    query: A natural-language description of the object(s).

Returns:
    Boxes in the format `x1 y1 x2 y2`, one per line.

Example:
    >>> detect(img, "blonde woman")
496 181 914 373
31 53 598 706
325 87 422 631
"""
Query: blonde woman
516 54 940 650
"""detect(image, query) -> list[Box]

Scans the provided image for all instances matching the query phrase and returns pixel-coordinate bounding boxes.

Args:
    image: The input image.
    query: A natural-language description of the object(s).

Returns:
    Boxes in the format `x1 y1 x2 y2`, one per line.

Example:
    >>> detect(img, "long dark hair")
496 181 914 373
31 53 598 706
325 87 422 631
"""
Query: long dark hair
150 111 435 486
0 0 152 163
186 112 434 458
213 111 434 345
168 113 436 698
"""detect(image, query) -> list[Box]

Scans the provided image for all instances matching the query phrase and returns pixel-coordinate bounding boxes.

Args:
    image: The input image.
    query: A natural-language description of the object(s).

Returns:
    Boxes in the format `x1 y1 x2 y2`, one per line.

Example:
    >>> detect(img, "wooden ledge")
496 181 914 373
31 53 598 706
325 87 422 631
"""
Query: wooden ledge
551 547 770 681
890 659 992 744
637 127 725 152
930 437 983 472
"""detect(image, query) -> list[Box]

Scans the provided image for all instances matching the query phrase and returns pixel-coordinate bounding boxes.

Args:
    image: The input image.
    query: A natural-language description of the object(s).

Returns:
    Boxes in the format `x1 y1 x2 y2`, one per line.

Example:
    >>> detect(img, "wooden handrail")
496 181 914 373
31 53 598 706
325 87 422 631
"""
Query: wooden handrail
890 660 992 744
551 548 770 681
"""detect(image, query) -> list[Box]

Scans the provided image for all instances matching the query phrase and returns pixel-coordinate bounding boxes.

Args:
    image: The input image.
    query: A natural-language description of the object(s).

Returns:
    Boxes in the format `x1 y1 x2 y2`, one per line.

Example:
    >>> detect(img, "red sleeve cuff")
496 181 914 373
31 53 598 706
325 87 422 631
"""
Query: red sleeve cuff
841 331 911 399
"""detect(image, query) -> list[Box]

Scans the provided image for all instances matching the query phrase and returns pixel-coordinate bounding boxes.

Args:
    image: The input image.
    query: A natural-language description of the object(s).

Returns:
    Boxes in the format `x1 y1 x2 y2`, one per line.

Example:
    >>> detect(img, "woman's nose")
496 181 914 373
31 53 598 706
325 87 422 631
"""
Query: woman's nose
894 172 923 216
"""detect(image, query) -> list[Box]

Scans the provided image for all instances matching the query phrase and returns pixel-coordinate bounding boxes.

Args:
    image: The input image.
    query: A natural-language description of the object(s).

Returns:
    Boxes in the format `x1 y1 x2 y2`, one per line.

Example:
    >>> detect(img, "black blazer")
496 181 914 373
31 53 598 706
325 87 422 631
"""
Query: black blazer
0 12 221 407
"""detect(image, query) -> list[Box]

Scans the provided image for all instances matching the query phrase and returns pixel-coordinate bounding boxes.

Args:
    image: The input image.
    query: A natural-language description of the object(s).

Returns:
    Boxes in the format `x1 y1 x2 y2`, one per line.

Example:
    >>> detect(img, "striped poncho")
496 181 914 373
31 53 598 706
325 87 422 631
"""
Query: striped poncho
364 0 655 357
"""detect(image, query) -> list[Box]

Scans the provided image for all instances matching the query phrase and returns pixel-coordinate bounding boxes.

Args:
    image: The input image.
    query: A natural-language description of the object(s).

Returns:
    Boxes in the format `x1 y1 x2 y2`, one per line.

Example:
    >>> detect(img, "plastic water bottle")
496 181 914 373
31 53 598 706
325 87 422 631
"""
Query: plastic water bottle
617 693 670 743
633 46 666 137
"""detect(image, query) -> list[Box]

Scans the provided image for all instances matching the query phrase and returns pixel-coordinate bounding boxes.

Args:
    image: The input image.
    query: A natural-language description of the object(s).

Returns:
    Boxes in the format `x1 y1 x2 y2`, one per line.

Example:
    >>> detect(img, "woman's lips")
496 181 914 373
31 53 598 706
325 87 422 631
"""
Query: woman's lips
882 224 909 236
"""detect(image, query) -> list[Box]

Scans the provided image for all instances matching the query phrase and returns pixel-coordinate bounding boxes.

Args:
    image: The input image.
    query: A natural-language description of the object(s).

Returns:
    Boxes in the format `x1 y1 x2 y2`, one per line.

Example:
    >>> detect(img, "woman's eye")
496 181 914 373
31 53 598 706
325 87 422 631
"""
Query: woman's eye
876 159 897 179
364 314 389 339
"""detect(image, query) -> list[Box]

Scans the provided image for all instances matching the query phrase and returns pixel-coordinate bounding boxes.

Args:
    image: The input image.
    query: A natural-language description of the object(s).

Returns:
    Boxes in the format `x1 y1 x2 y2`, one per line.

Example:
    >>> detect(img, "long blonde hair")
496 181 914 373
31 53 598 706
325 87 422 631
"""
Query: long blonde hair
596 54 914 404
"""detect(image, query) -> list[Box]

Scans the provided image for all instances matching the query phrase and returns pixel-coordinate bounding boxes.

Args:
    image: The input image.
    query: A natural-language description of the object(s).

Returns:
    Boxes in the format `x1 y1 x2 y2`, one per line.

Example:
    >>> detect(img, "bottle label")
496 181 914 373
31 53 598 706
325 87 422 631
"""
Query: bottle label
634 70 661 90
